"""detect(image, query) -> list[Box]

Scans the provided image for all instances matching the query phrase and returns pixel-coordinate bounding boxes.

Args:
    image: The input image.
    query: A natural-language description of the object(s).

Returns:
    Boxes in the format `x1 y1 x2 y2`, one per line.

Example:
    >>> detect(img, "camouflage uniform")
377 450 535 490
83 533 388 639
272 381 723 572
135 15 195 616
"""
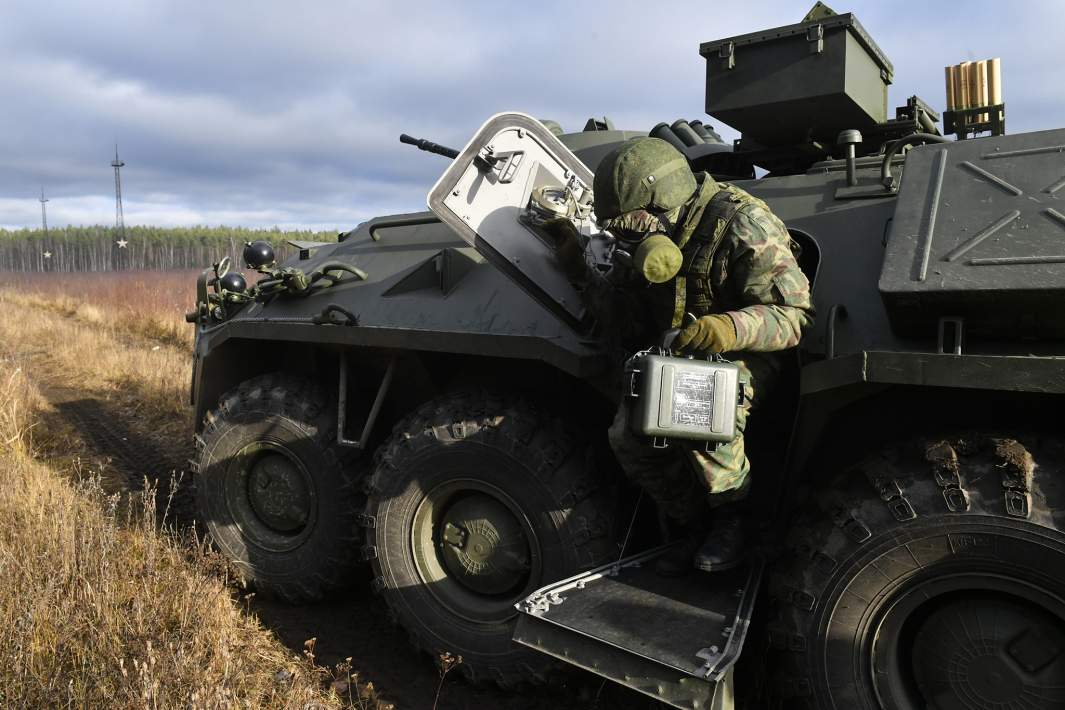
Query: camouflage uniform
591 176 814 525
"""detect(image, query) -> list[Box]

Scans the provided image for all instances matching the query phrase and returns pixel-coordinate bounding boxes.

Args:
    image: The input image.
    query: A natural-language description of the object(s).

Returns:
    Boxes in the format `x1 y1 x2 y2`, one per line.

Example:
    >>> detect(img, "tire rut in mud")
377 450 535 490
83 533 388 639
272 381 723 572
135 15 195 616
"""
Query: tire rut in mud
50 397 197 529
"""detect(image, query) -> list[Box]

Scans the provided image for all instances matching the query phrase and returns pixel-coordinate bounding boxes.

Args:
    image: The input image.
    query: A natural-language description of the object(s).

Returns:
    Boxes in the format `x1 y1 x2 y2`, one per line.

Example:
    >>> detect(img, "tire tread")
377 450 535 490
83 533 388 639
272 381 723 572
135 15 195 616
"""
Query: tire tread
363 390 616 687
196 373 365 603
768 432 1065 706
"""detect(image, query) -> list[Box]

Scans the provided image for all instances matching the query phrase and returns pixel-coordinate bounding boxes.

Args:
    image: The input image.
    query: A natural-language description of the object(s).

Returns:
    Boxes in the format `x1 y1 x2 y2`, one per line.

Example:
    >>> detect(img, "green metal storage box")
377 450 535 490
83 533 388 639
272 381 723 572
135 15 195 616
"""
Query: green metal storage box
699 13 893 148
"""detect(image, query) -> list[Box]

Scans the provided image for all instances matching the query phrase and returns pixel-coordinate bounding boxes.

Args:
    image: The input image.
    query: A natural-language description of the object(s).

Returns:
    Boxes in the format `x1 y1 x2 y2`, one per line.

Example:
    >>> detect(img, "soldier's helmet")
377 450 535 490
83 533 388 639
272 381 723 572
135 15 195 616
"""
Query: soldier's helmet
593 137 697 224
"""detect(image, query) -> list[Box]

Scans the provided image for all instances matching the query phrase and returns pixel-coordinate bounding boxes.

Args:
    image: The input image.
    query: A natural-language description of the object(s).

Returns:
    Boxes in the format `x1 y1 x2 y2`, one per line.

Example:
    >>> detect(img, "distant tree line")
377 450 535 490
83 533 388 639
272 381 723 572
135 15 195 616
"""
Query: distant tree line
0 225 339 272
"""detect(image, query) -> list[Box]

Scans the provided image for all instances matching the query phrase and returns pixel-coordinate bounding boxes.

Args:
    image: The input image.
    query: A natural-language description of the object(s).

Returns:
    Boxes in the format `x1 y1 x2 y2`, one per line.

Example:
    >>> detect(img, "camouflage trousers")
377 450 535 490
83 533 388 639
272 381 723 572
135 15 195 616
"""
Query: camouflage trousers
607 355 775 526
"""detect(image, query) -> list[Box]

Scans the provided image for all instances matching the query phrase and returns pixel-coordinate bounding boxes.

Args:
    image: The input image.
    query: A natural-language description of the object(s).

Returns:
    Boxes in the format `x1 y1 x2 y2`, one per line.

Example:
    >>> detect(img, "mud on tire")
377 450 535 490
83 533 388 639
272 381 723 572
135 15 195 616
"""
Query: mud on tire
362 391 616 687
769 434 1065 709
195 373 363 603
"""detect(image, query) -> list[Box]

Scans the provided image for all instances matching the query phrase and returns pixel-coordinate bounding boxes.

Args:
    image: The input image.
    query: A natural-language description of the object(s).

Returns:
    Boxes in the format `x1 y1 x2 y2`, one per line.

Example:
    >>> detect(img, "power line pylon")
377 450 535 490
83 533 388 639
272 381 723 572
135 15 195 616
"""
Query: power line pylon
111 144 125 240
39 186 49 235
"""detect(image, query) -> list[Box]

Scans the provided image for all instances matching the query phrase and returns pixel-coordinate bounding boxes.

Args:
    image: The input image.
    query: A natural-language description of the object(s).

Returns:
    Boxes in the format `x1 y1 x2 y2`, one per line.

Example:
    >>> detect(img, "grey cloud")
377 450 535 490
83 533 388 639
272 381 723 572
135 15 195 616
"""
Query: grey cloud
1 0 1062 230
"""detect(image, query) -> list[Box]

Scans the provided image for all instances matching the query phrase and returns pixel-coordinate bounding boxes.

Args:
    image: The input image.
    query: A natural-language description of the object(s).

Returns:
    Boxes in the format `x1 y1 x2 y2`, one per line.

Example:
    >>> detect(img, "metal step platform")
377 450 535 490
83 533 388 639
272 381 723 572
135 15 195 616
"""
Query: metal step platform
514 545 763 710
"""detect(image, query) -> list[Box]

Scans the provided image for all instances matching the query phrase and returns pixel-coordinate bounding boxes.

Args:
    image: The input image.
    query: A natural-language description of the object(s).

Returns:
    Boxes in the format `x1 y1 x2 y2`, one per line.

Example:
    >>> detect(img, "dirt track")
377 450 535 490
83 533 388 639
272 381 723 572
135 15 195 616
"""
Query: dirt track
1 292 652 710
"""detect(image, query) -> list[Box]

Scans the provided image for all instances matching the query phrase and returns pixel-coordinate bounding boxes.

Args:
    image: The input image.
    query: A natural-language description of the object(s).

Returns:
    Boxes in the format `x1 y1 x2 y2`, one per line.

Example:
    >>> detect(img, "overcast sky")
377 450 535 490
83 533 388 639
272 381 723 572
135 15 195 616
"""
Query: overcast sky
1 1 1062 231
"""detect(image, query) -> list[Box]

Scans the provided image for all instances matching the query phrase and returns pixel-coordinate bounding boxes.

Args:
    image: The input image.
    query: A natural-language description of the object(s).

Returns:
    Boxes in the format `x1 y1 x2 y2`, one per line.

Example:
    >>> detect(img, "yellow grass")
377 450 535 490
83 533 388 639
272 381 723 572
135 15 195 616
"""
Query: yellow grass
2 270 196 348
0 274 388 709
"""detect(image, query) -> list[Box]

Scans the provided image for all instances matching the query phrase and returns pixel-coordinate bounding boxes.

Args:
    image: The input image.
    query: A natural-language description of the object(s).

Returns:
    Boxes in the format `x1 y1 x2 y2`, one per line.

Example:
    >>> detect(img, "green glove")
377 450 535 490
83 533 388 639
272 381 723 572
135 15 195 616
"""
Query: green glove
542 218 587 283
673 314 737 354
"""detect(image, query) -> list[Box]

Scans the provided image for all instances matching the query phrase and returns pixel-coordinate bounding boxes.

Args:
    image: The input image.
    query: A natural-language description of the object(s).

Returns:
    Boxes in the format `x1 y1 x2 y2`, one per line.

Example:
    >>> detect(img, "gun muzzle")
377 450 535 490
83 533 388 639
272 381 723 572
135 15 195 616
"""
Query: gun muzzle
399 134 460 159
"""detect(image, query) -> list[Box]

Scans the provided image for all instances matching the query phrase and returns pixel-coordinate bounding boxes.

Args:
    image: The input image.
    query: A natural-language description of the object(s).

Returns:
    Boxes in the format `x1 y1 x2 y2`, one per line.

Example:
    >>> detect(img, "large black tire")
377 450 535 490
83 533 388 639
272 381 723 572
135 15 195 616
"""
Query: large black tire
769 434 1065 709
195 373 363 603
362 392 616 686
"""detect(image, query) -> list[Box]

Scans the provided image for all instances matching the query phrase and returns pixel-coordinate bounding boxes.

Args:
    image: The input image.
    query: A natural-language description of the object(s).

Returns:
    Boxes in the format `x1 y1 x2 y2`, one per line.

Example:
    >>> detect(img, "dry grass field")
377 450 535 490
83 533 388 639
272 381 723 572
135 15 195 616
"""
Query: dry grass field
0 271 388 709
3 269 198 348
0 270 633 710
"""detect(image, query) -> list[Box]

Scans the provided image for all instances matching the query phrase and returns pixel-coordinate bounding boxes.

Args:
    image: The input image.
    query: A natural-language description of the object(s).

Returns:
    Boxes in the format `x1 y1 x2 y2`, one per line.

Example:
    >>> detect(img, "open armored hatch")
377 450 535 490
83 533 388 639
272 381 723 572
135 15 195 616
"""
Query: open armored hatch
427 113 763 709
427 112 598 331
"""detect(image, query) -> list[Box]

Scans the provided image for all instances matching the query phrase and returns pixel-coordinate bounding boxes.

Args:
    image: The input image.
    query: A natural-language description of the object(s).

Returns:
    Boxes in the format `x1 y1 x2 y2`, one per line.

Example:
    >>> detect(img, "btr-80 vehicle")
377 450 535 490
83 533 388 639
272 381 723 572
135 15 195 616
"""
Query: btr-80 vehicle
187 6 1065 708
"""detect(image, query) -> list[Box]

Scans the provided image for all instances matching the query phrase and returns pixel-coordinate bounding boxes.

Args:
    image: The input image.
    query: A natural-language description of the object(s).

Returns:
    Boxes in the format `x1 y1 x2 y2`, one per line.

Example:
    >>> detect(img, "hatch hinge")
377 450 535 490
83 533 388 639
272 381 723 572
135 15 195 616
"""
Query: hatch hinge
937 316 965 355
517 591 567 616
719 41 735 69
806 24 824 54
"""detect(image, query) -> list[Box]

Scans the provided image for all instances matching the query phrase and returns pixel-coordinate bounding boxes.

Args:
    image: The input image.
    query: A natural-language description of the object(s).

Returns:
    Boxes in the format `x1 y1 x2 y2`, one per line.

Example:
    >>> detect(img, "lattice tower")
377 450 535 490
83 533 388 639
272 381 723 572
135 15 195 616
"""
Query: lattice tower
39 186 49 235
111 145 125 238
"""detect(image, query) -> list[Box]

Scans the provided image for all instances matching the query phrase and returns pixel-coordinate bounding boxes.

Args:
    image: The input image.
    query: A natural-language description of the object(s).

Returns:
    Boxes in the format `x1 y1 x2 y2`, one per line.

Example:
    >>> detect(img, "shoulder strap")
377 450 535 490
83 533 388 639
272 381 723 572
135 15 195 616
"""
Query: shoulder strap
704 187 746 238
679 187 746 254
670 189 748 327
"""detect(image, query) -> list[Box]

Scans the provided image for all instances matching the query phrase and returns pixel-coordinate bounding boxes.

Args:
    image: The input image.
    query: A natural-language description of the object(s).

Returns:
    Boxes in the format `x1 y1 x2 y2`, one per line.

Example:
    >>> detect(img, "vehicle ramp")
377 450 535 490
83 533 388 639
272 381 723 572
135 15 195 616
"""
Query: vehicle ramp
514 546 763 710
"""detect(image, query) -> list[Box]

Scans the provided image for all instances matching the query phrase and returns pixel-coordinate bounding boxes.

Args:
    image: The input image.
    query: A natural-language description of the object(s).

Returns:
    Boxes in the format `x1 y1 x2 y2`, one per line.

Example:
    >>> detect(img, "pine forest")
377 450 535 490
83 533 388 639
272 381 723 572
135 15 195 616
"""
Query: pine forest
0 225 339 272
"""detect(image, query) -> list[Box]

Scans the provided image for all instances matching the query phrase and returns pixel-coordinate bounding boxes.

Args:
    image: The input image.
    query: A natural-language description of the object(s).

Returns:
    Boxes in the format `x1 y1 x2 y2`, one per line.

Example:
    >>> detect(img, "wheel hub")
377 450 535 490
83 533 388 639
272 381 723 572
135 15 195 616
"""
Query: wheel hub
909 594 1065 709
246 452 310 533
964 656 1022 702
437 493 531 595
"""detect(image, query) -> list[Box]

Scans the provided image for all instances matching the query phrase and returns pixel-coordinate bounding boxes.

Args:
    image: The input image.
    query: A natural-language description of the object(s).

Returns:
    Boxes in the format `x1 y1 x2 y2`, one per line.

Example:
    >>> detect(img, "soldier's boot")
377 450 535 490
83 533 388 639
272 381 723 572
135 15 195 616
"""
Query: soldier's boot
654 512 711 577
693 507 747 572
654 532 704 577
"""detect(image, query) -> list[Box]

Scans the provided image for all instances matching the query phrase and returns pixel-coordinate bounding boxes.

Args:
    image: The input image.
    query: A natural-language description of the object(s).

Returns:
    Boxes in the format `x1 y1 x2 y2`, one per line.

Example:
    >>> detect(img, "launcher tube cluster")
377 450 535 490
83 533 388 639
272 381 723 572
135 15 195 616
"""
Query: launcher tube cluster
945 58 1002 122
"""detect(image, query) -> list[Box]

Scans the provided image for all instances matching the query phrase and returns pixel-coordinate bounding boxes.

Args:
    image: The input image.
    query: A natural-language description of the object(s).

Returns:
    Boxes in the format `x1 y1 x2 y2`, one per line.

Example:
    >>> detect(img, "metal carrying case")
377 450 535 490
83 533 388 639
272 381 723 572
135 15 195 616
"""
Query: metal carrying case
627 352 743 445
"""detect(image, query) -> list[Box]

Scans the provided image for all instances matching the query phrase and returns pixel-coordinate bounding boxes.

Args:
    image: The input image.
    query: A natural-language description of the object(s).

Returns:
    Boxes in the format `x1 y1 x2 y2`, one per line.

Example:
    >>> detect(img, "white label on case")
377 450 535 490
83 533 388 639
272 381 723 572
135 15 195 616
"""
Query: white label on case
671 370 714 429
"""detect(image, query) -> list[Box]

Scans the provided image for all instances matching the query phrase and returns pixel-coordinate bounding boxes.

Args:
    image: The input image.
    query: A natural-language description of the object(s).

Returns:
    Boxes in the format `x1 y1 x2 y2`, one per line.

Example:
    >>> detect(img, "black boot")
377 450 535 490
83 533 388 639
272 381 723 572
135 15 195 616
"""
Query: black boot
693 508 747 572
655 532 703 577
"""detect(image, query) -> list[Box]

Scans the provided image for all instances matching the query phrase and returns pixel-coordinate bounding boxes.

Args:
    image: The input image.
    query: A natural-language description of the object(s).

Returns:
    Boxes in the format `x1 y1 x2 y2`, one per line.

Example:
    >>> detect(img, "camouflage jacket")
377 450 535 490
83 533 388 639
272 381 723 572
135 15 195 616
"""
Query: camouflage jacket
672 177 814 351
582 175 814 354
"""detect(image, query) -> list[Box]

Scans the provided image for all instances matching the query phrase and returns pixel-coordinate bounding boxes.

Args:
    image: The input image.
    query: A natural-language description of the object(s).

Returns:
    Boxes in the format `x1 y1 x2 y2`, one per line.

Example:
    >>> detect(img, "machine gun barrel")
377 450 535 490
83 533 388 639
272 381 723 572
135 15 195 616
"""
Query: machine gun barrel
399 133 460 160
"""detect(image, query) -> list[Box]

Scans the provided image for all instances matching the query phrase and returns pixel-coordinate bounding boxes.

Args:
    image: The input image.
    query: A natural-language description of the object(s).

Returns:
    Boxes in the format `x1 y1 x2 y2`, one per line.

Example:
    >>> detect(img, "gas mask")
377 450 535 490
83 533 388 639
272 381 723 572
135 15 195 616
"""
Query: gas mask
606 208 684 284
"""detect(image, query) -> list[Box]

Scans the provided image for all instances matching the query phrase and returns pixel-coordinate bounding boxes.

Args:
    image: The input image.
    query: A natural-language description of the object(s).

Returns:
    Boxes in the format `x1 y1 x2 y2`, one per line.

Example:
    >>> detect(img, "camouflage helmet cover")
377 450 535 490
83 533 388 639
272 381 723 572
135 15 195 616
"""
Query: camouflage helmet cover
593 137 697 223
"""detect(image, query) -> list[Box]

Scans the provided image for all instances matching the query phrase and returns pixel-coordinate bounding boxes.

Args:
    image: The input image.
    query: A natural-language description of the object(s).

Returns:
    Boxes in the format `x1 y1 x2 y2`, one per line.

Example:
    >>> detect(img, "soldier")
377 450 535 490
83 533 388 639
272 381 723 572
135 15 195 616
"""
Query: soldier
547 137 814 575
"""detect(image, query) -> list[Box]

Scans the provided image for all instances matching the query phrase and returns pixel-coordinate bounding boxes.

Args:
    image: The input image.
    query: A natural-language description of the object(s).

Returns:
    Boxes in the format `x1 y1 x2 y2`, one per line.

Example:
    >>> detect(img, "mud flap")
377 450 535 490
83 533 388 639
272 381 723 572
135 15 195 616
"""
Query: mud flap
514 545 763 710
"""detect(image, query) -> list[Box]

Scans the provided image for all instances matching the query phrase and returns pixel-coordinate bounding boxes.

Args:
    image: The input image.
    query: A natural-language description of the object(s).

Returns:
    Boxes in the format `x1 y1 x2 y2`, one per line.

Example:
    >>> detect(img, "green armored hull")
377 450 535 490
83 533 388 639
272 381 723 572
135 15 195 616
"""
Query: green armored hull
187 7 1065 709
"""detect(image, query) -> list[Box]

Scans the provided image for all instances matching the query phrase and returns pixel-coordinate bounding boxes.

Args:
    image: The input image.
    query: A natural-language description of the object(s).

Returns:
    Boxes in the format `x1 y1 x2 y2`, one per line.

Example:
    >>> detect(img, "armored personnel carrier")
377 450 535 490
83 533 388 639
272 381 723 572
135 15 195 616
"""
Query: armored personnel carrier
187 5 1065 708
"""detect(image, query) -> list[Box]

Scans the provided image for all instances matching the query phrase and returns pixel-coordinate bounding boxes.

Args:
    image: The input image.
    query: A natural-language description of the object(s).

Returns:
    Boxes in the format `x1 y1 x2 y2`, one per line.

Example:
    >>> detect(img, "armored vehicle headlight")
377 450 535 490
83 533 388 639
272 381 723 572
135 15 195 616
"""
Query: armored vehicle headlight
243 240 275 269
219 271 247 294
